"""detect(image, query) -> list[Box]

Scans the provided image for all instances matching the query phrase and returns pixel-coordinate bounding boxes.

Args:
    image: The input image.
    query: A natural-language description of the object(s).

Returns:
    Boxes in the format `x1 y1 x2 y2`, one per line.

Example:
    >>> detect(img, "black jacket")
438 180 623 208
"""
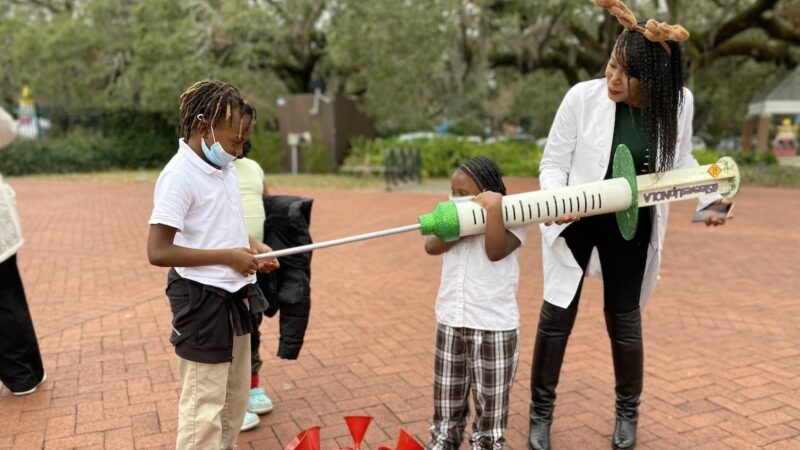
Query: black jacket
167 269 268 364
258 195 313 360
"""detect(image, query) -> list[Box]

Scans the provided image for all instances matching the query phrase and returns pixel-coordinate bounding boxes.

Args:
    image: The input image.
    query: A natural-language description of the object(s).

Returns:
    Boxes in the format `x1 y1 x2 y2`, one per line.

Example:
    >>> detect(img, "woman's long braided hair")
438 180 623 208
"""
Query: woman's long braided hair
178 80 257 140
459 156 507 196
614 24 685 173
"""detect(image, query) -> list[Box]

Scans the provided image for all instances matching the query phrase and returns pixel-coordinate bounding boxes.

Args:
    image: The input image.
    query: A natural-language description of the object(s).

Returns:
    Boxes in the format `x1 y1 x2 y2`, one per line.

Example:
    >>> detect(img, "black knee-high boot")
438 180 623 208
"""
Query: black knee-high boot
605 309 643 450
528 302 578 450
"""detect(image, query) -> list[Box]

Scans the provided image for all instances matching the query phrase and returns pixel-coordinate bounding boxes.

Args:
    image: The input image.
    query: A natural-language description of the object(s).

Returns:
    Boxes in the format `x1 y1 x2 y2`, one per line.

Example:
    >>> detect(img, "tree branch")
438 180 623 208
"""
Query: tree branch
698 0 780 48
756 16 800 44
708 38 798 65
537 3 569 56
8 0 67 13
567 21 603 58
261 0 288 21
488 50 580 85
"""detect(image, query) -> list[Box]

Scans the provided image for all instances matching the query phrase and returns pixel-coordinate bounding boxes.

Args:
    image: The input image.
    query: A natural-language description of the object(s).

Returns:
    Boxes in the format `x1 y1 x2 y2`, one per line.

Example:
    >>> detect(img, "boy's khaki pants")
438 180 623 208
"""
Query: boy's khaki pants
176 333 251 450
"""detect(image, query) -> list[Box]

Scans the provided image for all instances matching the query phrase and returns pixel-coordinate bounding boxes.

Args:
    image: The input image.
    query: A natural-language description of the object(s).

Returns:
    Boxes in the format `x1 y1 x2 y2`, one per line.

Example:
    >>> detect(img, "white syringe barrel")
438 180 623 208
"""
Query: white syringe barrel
455 178 633 237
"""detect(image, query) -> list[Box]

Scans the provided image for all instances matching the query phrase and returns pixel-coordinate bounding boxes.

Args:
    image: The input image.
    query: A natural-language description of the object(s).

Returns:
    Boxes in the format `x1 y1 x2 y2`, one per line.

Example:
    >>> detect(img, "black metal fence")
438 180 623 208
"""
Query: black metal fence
384 147 421 190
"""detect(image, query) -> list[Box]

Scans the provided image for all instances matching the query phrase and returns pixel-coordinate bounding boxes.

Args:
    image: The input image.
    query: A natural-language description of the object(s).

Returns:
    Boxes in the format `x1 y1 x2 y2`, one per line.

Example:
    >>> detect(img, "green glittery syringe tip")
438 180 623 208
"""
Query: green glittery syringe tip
419 200 461 242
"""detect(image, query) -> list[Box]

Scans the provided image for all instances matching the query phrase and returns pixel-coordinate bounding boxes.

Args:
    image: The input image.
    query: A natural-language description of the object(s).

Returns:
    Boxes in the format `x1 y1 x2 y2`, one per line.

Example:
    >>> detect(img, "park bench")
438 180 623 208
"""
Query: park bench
339 147 421 190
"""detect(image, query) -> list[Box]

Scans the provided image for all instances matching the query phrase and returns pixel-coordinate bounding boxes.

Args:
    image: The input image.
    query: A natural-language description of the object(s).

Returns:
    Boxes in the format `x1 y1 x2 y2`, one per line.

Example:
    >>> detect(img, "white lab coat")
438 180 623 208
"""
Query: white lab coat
0 106 22 263
538 78 719 308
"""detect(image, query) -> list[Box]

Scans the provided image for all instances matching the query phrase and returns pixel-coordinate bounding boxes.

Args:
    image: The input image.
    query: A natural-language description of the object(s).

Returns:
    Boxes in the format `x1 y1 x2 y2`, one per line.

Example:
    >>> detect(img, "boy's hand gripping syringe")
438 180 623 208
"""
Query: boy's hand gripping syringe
255 145 740 260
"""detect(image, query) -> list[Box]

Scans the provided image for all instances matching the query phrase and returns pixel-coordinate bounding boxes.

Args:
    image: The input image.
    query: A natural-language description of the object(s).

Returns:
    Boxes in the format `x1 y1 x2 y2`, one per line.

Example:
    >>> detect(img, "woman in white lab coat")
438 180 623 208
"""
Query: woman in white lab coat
527 2 730 450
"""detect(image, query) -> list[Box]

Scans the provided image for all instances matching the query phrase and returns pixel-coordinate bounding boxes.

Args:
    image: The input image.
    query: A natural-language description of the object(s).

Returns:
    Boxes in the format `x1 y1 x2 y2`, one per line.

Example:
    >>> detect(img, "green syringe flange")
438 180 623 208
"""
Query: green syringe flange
419 200 461 242
613 144 639 241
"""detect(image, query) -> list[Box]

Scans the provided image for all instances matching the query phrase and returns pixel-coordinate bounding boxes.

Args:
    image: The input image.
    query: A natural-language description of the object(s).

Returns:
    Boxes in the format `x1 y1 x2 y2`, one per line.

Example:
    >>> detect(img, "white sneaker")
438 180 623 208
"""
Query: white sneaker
241 411 260 432
12 371 47 396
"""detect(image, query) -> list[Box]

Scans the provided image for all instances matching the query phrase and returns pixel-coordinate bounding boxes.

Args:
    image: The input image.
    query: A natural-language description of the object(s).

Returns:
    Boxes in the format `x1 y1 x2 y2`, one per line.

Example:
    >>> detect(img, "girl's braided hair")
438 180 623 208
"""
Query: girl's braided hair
179 80 257 140
459 156 507 196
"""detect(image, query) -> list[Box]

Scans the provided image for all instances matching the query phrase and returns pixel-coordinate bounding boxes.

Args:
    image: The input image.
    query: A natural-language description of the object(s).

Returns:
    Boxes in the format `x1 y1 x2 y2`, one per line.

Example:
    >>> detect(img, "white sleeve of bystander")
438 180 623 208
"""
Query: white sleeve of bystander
0 106 18 150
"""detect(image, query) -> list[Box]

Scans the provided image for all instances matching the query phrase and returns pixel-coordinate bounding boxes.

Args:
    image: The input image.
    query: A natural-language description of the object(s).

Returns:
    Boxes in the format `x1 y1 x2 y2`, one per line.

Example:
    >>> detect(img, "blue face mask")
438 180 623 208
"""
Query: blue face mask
201 126 236 168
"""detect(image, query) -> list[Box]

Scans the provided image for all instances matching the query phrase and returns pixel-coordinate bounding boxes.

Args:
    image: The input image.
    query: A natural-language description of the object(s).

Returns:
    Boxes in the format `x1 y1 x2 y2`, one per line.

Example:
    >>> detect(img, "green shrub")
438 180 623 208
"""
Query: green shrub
449 115 485 137
693 149 780 168
758 151 779 166
248 127 283 173
741 165 800 186
304 133 333 174
345 136 542 178
693 149 796 186
692 149 722 165
0 128 175 175
725 150 778 167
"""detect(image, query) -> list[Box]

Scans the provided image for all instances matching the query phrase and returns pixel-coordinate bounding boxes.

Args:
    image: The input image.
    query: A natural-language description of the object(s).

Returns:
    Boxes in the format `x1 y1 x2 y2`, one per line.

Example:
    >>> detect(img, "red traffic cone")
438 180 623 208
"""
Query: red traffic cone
376 428 423 450
292 435 316 450
396 429 424 450
283 426 321 450
344 416 372 450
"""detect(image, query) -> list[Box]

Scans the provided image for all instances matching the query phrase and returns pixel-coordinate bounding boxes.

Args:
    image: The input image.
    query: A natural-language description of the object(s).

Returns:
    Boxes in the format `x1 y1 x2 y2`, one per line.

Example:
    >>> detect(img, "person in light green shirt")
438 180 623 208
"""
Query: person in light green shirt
234 144 269 242
232 141 273 431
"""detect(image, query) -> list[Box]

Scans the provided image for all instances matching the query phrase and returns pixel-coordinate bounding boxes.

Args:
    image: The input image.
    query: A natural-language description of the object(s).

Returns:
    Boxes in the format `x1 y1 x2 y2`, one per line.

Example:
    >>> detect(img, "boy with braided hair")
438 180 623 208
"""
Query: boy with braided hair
147 80 279 449
424 156 526 450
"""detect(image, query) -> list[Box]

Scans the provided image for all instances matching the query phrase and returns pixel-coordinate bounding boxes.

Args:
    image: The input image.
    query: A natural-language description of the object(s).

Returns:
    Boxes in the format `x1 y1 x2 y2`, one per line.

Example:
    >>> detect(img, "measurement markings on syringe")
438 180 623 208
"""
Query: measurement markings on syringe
553 196 558 217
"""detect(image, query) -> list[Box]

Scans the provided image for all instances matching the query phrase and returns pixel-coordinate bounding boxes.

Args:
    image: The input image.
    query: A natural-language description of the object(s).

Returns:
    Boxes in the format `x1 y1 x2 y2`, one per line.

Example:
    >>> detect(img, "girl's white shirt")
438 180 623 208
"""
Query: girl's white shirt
435 226 527 331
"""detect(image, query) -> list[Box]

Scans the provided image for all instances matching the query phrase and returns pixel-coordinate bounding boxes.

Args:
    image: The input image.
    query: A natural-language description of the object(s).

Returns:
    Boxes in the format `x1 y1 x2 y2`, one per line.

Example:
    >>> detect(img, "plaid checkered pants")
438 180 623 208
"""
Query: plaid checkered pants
426 323 520 450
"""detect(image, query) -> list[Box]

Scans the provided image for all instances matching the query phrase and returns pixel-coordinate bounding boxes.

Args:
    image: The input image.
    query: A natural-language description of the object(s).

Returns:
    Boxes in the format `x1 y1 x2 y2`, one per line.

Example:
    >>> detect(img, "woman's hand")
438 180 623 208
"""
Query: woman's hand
544 215 581 226
705 198 733 227
251 242 280 273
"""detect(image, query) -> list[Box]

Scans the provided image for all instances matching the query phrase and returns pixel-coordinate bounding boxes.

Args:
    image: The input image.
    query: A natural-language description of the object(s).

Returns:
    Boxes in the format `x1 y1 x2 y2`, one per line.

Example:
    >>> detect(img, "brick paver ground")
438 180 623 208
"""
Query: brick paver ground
0 176 798 449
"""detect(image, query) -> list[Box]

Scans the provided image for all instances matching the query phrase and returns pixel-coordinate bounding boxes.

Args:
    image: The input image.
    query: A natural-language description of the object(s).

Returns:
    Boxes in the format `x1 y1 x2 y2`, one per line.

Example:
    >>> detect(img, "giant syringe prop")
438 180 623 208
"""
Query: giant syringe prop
255 145 740 260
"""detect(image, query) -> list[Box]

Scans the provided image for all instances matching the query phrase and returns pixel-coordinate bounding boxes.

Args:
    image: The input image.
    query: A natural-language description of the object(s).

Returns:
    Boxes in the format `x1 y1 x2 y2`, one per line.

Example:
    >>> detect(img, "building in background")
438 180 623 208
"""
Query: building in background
743 66 800 156
276 90 376 173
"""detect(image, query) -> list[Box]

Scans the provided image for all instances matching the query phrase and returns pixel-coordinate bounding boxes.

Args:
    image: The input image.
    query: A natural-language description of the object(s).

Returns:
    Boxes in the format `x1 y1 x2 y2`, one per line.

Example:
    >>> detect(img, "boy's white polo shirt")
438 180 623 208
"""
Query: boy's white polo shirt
435 226 526 331
149 139 255 293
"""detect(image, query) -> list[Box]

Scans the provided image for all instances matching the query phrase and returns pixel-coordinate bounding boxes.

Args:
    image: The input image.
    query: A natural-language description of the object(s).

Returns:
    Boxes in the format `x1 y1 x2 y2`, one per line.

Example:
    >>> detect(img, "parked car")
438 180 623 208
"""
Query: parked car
691 136 707 150
507 133 537 143
717 137 742 152
398 131 437 142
